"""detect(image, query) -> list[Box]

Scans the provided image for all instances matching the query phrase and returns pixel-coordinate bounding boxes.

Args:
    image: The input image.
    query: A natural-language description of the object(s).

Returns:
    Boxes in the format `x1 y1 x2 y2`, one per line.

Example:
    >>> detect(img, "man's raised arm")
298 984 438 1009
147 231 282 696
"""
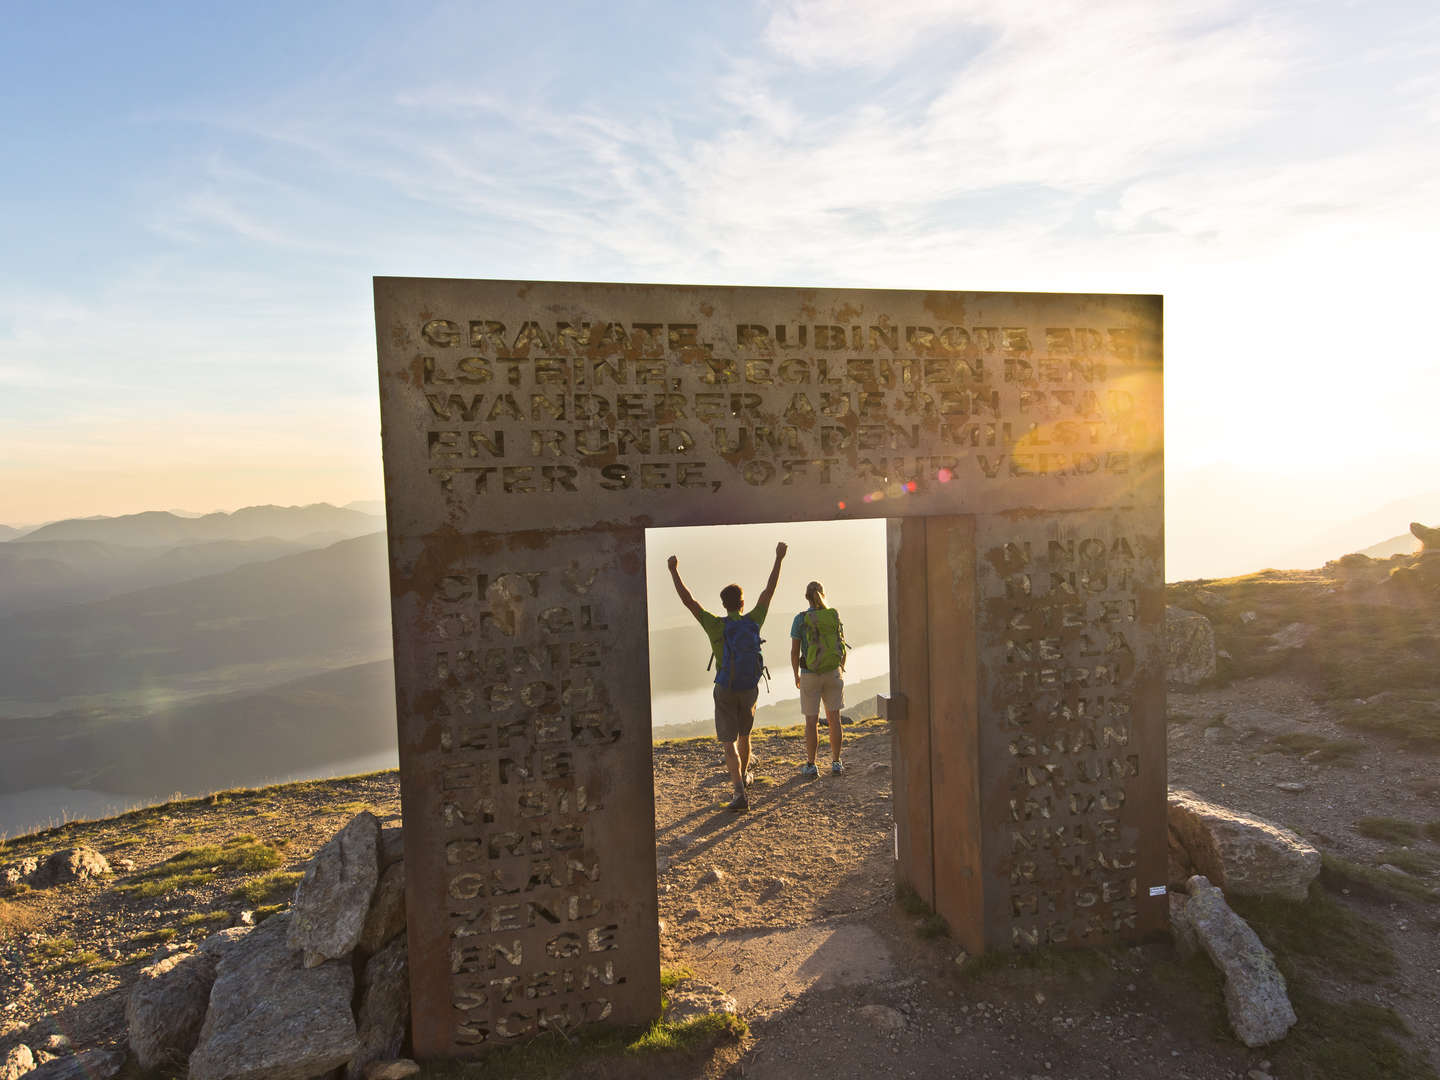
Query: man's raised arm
667 555 704 619
755 541 788 613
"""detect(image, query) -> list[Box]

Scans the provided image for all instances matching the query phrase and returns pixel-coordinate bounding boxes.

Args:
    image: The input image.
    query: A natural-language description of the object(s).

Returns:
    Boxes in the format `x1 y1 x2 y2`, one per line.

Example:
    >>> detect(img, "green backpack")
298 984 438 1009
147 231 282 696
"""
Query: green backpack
803 608 847 673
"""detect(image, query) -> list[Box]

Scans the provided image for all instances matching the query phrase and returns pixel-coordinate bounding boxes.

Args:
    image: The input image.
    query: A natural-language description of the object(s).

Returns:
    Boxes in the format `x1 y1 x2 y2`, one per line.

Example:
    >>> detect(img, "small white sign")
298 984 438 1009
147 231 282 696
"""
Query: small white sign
1149 885 1167 897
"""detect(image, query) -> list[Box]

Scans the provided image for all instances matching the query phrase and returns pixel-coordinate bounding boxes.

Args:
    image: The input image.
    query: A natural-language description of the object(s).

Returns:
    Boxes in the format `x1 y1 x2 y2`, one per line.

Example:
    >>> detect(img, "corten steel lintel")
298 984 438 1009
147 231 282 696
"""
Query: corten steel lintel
375 278 1165 1055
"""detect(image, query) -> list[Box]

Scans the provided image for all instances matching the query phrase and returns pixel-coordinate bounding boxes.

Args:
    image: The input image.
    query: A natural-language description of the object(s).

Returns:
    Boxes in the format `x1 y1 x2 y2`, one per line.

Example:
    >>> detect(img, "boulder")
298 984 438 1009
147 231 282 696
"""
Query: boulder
346 936 409 1080
198 925 255 963
1 1044 35 1080
1168 892 1199 960
189 912 359 1080
357 861 406 956
126 950 217 1069
1165 607 1216 687
379 825 404 869
23 1049 123 1079
1184 875 1296 1047
1 856 39 889
1167 789 1319 901
287 811 381 965
30 848 110 889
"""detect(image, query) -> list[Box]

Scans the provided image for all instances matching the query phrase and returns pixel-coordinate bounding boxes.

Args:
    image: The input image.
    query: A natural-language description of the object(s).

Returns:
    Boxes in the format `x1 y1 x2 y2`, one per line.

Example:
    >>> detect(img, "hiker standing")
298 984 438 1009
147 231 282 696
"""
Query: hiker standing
667 542 787 811
790 580 847 777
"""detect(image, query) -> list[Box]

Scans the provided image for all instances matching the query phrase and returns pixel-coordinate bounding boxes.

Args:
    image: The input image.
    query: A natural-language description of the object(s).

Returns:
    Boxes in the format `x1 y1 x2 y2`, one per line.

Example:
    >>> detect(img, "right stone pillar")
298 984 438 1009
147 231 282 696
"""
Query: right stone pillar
888 507 1167 953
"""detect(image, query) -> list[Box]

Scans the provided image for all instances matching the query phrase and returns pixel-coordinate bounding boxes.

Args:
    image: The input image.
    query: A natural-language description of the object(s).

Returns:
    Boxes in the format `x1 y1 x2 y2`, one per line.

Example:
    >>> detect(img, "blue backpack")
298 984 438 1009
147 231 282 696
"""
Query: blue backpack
711 616 768 691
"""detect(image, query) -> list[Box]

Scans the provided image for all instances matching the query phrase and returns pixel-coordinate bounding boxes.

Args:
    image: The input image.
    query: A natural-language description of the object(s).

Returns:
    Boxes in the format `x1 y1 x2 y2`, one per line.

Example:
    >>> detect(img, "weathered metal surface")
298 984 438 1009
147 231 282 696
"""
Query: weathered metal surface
974 508 1168 949
387 527 659 1055
375 278 1164 1057
886 519 934 907
925 516 984 951
375 279 1162 535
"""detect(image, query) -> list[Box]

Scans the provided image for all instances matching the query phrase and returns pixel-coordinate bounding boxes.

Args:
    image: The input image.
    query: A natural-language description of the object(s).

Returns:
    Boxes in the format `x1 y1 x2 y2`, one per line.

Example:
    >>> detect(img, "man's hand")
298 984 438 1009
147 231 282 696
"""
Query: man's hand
776 542 788 559
794 674 801 688
667 555 678 572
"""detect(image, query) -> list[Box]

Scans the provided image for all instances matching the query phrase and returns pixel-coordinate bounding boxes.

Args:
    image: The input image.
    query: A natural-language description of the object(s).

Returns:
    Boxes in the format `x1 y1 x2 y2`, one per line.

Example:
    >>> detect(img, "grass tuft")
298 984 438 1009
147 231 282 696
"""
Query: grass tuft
1266 732 1364 762
416 1003 747 1080
1356 817 1421 844
231 869 303 905
1229 886 1396 983
1319 853 1438 905
117 841 284 899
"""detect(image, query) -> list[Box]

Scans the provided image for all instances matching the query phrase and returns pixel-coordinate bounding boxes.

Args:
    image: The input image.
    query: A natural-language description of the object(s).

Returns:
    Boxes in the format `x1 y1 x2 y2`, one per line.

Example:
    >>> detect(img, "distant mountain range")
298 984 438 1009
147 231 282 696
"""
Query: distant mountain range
0 532 392 708
0 503 385 616
15 503 381 547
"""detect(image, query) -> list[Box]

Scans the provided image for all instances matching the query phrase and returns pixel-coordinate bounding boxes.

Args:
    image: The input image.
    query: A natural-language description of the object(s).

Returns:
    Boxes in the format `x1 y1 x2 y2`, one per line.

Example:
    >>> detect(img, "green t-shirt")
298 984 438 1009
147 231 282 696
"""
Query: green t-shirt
693 603 769 673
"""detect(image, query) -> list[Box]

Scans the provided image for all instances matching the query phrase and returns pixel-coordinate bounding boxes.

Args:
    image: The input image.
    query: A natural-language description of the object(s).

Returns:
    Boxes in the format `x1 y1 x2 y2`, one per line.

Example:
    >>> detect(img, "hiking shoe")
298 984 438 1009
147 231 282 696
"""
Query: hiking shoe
724 792 749 812
743 770 754 788
800 762 819 779
831 759 844 775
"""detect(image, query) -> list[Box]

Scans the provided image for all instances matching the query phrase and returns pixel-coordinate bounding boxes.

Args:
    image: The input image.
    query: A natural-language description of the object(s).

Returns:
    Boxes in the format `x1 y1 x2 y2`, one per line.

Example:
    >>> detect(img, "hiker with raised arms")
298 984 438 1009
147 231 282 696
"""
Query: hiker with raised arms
667 542 788 812
790 580 849 778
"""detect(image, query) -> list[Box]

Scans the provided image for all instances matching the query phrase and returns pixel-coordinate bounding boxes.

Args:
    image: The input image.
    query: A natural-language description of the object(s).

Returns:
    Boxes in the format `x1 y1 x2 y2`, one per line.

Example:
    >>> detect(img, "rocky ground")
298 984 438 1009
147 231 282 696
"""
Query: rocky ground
4 539 1440 1080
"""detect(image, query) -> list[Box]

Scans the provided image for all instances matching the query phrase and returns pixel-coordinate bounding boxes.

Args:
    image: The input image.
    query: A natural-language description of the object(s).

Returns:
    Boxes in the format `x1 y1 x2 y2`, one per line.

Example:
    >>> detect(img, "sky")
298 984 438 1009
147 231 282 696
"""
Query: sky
1 1 1437 579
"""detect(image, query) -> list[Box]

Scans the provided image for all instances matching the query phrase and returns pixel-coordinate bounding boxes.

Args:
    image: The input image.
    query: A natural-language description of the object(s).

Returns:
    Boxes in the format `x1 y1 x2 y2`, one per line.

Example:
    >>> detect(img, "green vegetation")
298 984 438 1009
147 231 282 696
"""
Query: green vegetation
1355 817 1421 844
416 971 748 1080
1229 887 1395 983
252 902 287 922
896 882 949 939
0 896 42 938
117 840 284 899
35 934 77 958
1339 695 1440 745
231 869 303 905
178 910 232 928
1231 886 1435 1079
1319 854 1438 905
1166 569 1440 748
955 942 1111 982
1270 989 1435 1080
1377 848 1440 877
1265 732 1364 763
126 927 177 947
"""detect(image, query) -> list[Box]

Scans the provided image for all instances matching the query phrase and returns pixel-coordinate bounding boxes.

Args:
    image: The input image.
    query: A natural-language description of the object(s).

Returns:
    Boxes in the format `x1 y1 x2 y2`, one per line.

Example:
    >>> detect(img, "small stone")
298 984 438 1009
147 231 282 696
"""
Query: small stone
1248 1071 1271 1080
698 867 725 886
1275 782 1308 793
237 909 255 926
1033 990 1045 1005
2 1044 36 1080
43 1034 70 1052
953 949 970 968
856 1004 906 1034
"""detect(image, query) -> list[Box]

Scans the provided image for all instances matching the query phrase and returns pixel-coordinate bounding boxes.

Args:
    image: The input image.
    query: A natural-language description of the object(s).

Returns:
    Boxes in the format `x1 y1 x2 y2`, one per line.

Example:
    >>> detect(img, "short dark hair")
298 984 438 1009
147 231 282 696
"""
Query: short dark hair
720 584 743 611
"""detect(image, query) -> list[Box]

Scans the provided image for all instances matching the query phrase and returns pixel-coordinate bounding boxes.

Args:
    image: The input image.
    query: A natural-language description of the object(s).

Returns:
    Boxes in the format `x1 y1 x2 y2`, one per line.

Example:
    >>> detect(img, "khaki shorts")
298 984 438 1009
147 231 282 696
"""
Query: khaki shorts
798 669 844 716
713 685 759 743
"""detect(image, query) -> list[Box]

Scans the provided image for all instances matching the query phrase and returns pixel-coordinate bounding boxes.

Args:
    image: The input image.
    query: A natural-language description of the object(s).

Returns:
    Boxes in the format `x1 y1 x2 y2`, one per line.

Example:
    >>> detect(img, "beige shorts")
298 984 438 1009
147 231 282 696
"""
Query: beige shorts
798 669 844 716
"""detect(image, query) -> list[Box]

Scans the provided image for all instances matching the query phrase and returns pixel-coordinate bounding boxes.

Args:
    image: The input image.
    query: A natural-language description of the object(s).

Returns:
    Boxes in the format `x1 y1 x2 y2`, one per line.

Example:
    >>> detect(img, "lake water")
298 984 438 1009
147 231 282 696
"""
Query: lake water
0 786 149 840
652 641 890 728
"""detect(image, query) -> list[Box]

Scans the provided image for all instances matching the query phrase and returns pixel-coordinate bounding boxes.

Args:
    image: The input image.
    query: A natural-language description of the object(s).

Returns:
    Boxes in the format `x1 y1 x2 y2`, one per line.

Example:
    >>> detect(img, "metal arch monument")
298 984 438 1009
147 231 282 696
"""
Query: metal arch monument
374 278 1167 1057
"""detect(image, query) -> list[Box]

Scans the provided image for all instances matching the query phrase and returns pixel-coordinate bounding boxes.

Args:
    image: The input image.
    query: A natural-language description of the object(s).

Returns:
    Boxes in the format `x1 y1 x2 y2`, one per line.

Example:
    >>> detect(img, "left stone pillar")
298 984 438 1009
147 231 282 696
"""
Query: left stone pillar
387 526 660 1055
